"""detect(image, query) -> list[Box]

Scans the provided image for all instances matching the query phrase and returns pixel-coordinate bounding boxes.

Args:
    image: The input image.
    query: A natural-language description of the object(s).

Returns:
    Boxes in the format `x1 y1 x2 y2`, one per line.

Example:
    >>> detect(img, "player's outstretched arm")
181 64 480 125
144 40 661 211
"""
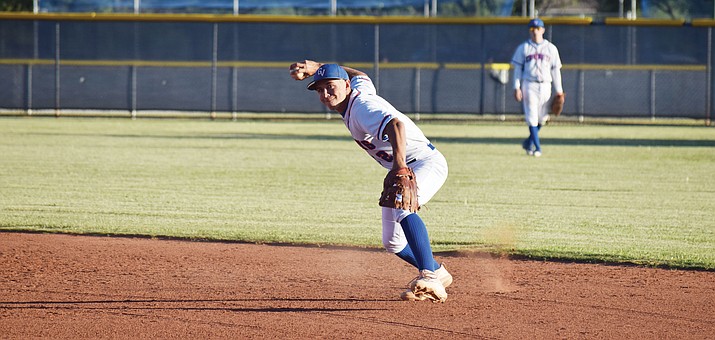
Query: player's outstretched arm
290 60 368 81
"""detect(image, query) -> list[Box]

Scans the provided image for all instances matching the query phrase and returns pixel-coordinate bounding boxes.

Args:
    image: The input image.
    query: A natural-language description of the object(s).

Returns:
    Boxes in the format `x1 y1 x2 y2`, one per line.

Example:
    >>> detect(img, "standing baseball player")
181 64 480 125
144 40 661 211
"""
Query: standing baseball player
511 18 564 157
289 60 452 302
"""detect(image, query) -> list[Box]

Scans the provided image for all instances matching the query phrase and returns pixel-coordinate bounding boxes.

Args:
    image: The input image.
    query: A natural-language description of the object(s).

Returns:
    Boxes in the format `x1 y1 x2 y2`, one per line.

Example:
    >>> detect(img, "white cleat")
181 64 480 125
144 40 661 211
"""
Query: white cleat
533 151 542 157
401 264 452 303
413 269 448 303
400 290 430 301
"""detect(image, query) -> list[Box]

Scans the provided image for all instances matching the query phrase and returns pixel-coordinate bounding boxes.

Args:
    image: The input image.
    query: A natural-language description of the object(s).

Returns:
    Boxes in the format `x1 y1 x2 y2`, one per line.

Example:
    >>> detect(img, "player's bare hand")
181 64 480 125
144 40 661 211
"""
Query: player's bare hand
289 60 322 81
513 89 523 102
289 64 308 80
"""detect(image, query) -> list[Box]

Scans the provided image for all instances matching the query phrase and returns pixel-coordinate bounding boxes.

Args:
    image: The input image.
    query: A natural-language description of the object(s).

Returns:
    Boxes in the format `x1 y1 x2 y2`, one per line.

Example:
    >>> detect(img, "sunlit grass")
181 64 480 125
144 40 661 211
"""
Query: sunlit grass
1 117 713 269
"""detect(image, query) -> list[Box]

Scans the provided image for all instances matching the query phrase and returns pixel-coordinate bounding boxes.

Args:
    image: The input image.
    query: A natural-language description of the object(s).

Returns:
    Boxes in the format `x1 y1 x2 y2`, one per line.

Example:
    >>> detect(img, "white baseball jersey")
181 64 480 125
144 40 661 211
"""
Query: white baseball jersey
341 76 448 253
511 39 564 126
511 39 563 89
342 75 436 170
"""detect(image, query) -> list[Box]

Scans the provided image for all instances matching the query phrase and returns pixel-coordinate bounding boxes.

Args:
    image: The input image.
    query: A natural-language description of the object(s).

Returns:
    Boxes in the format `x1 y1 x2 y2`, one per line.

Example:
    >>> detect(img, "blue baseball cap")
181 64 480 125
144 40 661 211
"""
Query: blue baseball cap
528 18 545 28
307 64 349 91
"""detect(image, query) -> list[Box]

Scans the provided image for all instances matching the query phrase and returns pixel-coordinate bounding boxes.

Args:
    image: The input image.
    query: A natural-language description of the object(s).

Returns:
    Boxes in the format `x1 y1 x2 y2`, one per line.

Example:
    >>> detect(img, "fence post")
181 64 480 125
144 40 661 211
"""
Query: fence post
27 62 33 116
479 26 485 115
578 69 585 122
27 20 38 116
131 22 138 119
373 24 380 94
650 70 656 120
232 23 238 120
708 27 713 126
211 23 218 120
54 22 60 117
414 67 421 120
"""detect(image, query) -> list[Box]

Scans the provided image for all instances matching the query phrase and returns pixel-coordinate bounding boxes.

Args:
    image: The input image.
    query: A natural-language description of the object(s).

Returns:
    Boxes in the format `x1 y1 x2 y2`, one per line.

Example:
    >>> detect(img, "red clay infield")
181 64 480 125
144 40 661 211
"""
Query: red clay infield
1 232 713 339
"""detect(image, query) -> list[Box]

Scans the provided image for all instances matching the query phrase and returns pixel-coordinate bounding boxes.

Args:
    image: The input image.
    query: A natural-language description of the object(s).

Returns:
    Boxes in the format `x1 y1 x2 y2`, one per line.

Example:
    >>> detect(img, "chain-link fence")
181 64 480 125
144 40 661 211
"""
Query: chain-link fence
0 14 712 121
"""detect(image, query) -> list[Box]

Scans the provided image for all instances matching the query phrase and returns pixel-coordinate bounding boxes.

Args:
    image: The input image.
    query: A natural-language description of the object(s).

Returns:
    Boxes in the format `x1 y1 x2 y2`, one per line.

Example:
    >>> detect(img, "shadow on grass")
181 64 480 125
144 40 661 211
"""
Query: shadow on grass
23 131 715 148
430 136 715 148
220 133 715 148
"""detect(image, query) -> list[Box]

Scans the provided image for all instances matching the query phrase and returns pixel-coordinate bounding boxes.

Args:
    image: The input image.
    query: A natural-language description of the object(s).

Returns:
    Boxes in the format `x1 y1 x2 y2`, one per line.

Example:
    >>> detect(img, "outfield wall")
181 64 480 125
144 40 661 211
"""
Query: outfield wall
0 13 713 121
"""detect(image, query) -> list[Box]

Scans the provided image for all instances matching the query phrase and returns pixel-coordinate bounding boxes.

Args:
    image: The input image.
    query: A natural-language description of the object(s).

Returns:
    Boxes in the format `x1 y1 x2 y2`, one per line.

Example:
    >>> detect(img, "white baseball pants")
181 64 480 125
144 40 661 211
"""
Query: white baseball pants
522 80 552 127
381 150 448 253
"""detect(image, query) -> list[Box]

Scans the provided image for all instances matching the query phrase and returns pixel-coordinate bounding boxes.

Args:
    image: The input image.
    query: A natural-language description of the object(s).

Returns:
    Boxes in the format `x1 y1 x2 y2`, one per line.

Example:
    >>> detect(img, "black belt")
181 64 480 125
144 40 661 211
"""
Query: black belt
407 143 436 164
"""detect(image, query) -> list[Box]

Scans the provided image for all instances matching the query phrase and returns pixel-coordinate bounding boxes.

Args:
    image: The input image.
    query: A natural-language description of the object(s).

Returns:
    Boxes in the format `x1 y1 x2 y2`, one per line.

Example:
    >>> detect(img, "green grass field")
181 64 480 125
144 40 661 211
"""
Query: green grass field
1 117 714 269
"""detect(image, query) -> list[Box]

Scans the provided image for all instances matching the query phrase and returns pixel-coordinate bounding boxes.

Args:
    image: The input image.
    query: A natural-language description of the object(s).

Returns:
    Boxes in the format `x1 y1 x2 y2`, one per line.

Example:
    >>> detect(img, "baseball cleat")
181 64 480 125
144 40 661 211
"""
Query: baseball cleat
412 269 448 303
406 263 453 289
401 263 452 302
400 290 430 301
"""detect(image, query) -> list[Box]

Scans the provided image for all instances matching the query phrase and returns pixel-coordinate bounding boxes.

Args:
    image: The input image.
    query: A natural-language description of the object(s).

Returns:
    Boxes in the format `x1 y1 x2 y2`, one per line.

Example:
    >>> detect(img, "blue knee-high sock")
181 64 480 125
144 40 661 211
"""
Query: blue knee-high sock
400 214 439 271
529 125 542 152
395 245 418 268
523 125 541 151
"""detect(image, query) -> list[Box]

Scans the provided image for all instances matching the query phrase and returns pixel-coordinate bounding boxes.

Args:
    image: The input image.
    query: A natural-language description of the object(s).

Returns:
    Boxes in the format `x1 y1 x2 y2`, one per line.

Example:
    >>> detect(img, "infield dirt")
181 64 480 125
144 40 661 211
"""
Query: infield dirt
1 232 713 339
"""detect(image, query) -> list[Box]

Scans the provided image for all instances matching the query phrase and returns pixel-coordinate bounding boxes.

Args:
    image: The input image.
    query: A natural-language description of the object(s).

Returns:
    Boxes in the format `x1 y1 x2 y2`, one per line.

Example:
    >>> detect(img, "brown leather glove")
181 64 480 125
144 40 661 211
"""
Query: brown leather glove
551 92 565 116
379 167 419 213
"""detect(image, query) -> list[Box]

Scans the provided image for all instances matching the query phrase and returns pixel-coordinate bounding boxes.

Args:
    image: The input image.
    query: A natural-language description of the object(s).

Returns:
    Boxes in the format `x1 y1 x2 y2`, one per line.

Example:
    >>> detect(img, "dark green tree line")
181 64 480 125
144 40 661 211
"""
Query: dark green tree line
1 0 31 11
0 0 712 19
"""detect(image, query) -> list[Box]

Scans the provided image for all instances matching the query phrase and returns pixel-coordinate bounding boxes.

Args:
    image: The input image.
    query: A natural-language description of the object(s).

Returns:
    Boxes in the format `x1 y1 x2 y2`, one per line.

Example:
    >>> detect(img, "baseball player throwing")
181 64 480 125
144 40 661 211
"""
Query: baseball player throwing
289 60 452 302
511 18 564 157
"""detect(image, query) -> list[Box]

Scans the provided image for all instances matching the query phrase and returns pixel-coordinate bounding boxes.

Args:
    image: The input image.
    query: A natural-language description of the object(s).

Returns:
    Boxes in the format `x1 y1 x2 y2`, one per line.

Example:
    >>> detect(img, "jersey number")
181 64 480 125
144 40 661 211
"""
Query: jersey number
355 140 393 163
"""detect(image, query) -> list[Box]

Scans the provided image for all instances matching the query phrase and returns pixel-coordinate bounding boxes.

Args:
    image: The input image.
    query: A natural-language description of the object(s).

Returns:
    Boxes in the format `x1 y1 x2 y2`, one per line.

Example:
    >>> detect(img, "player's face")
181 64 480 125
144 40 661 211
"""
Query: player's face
529 27 545 42
313 79 351 112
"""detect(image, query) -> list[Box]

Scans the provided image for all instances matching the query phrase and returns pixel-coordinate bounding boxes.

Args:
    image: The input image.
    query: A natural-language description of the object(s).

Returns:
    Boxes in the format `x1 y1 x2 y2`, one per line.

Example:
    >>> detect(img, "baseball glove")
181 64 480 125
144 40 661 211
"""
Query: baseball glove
379 167 419 213
550 92 565 116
